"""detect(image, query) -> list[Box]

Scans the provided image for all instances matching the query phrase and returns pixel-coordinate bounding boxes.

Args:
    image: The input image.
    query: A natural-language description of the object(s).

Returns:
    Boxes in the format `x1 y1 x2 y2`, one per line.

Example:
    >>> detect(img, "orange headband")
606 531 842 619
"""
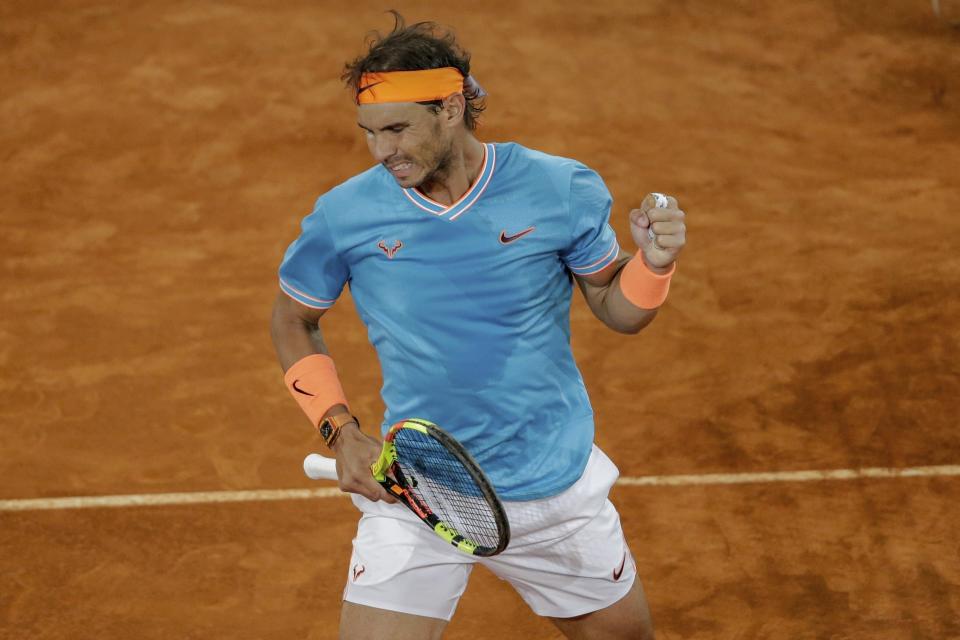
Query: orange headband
356 67 466 105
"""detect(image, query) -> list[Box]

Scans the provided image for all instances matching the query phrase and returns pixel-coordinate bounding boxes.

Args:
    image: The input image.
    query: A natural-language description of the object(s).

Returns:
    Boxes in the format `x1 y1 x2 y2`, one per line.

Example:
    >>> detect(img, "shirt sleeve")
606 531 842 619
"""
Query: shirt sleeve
560 163 621 276
278 199 349 309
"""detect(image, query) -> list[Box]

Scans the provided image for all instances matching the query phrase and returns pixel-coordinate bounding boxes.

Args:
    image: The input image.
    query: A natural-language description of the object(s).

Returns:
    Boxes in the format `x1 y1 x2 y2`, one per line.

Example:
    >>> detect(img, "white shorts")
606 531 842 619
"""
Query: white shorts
343 445 637 620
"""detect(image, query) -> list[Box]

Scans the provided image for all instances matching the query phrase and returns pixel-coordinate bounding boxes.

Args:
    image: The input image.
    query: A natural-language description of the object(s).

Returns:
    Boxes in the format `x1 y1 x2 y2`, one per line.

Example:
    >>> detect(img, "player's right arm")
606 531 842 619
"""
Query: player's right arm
270 291 395 502
563 165 684 333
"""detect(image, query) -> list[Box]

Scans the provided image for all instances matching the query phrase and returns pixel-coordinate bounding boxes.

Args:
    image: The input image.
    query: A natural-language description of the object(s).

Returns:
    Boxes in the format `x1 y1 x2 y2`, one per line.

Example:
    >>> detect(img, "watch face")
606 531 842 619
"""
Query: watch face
319 422 333 441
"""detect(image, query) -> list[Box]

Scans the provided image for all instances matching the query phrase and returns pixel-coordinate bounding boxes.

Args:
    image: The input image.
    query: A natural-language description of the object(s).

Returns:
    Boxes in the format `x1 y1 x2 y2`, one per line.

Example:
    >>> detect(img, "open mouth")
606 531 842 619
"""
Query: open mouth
387 161 414 178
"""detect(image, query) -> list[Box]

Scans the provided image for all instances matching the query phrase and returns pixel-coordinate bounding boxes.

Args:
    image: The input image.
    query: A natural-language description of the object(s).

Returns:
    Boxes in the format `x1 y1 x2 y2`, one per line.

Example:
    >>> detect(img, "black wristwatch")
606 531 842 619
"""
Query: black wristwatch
318 412 358 449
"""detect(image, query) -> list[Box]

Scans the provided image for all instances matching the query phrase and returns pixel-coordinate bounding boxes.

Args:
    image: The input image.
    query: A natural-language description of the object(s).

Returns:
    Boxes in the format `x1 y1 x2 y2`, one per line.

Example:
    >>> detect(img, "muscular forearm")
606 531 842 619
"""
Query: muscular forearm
583 258 661 334
270 291 352 431
270 292 330 371
270 292 350 429
270 292 392 501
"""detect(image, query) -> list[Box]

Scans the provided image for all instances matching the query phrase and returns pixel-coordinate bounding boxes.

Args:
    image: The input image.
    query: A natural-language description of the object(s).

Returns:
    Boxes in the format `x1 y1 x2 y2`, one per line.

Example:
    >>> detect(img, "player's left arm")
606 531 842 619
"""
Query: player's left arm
574 194 686 334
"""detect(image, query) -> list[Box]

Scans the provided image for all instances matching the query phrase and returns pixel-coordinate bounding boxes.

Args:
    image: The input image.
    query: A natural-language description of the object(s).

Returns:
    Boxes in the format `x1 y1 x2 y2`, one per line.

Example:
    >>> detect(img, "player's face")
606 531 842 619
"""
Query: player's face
357 102 453 189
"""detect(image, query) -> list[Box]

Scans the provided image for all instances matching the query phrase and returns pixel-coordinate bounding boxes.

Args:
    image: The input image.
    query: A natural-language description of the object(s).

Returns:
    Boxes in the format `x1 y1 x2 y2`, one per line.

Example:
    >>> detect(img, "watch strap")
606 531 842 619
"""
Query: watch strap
318 412 357 449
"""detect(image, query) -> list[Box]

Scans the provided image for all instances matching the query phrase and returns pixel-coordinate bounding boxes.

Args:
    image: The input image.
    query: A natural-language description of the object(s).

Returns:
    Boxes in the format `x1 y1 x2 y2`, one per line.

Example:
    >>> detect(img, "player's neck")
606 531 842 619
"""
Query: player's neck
417 136 485 206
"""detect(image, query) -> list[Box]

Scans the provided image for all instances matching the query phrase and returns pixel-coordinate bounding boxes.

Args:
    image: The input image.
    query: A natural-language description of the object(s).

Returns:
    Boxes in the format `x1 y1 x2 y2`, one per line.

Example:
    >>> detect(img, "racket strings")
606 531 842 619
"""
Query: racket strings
393 430 501 549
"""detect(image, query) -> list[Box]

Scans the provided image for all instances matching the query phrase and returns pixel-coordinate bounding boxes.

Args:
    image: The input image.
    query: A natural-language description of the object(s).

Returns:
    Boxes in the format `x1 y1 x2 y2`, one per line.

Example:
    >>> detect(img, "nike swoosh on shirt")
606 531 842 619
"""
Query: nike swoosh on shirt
613 552 627 581
499 226 536 244
292 380 314 396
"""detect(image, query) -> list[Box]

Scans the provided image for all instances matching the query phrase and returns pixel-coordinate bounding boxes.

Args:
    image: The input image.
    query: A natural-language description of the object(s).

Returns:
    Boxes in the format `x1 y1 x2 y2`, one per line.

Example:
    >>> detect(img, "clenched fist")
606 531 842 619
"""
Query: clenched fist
629 192 687 270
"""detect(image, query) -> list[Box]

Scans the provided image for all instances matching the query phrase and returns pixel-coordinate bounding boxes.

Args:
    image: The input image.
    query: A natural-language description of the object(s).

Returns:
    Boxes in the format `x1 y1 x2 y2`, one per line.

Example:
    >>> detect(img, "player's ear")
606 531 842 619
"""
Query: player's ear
440 93 466 128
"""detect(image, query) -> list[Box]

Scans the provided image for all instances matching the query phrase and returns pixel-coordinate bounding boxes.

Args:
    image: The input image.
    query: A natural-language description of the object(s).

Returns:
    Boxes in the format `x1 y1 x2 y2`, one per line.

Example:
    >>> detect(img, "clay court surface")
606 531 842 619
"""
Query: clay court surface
2 1 959 638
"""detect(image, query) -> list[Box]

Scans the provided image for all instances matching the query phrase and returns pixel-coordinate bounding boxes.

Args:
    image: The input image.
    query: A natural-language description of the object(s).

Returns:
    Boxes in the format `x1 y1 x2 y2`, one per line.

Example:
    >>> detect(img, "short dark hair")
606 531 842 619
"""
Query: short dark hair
342 11 486 130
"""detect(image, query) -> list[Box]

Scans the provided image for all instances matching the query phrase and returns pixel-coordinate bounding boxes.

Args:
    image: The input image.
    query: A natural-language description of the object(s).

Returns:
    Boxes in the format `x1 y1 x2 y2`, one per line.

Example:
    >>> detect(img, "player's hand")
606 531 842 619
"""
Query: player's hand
331 423 397 503
629 193 687 270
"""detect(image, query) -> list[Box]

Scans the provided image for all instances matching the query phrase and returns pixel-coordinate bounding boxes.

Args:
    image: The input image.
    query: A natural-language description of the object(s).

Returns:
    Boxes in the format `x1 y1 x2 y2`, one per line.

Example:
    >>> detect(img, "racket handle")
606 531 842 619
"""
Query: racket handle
303 453 338 480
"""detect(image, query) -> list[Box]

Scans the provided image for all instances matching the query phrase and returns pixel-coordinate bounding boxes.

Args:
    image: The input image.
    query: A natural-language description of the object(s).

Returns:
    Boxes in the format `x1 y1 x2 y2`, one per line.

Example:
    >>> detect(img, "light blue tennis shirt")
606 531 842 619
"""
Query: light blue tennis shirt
279 142 621 500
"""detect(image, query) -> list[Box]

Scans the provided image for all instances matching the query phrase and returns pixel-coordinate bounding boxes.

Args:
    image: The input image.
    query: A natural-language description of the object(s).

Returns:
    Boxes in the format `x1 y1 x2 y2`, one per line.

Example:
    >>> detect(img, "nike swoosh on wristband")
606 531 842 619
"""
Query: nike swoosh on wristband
613 552 627 581
292 380 314 396
499 226 535 244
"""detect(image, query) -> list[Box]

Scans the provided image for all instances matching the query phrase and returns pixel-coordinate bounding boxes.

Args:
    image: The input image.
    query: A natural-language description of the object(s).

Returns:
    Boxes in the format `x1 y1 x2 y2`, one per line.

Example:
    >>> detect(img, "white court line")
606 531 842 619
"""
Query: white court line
0 487 344 512
1 464 958 512
616 464 960 486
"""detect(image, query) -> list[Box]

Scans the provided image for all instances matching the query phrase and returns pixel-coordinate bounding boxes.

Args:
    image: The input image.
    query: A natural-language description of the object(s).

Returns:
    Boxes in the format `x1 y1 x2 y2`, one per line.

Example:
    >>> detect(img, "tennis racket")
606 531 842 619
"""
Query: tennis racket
303 418 510 557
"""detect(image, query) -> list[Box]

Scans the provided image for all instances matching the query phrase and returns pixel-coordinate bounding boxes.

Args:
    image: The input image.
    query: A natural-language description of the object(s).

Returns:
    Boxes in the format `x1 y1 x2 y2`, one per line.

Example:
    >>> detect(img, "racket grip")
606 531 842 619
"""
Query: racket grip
303 453 339 480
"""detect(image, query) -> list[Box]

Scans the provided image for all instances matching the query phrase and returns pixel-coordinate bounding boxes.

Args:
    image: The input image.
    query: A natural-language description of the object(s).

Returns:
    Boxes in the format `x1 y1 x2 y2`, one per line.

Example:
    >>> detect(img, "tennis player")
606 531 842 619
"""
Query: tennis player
271 13 686 640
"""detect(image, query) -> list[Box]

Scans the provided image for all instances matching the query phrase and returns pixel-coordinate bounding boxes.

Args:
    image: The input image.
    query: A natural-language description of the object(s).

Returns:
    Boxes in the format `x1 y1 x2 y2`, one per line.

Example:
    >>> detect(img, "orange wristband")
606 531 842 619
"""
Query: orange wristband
283 354 349 428
619 256 676 309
